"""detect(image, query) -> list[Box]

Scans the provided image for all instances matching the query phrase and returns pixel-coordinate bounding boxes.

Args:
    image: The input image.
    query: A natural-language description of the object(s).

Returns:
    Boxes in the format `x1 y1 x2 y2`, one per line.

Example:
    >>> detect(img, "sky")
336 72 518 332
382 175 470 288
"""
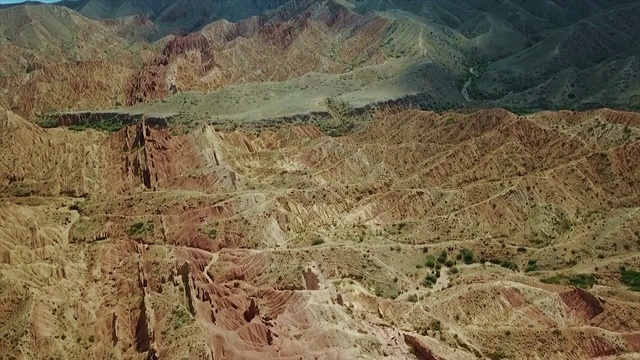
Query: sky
0 0 59 3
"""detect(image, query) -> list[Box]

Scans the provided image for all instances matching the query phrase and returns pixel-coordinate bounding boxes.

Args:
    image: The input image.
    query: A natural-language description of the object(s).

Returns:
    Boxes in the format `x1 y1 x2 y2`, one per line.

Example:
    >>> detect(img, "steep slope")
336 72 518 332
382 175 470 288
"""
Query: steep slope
1 106 640 359
343 0 640 111
2 0 640 119
123 0 467 107
71 0 291 35
476 2 640 101
0 5 145 118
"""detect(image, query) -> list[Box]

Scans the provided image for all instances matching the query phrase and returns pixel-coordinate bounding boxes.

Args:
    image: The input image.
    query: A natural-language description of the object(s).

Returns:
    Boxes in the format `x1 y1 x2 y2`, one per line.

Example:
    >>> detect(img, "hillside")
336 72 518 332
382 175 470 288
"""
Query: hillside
70 0 291 36
1 105 640 359
1 0 639 120
1 1 640 358
0 5 148 118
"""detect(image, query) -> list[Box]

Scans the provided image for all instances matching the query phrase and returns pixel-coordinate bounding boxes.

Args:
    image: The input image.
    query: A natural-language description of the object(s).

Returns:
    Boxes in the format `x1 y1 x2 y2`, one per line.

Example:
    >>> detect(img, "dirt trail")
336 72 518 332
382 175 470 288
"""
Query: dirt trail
461 67 477 102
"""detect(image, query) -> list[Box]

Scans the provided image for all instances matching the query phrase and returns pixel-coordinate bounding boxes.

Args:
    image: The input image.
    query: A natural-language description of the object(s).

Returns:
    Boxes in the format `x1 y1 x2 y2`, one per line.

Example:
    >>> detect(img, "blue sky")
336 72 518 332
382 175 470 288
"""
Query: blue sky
0 0 59 3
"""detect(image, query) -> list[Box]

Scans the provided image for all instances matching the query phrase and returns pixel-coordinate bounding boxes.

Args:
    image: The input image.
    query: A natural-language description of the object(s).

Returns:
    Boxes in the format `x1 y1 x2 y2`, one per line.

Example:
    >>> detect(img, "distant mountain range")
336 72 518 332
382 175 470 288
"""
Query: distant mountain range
0 0 639 120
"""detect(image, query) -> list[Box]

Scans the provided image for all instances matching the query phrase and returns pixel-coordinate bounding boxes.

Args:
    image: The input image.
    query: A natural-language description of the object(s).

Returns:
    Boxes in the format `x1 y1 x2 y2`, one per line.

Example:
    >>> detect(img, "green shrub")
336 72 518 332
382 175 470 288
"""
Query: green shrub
541 274 595 289
423 274 437 287
429 320 442 331
567 274 595 289
525 259 538 272
37 117 58 128
425 255 437 268
199 228 217 240
87 119 125 132
437 251 448 264
129 221 154 237
620 268 640 291
445 259 455 267
170 307 192 330
461 248 474 264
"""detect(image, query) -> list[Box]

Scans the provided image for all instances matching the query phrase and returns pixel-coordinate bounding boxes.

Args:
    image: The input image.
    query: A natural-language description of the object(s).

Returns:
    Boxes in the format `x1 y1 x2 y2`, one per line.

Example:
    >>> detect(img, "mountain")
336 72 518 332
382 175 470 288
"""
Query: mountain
1 105 640 359
1 1 640 359
1 0 639 120
69 0 291 36
0 5 146 118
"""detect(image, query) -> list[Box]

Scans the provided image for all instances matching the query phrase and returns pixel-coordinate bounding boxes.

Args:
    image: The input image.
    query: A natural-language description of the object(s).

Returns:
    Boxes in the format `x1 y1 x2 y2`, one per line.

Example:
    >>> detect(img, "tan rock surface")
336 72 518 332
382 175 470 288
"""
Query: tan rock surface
1 106 640 359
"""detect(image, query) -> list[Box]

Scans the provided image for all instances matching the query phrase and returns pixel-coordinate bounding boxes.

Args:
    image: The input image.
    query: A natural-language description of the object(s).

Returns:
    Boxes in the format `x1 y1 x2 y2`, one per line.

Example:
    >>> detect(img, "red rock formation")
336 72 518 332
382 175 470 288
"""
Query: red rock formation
560 288 604 322
403 334 443 360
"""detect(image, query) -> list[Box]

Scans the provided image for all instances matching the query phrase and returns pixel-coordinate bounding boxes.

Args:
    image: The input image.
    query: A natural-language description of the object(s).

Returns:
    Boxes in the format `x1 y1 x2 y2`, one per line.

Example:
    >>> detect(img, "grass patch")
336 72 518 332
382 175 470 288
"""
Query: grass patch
170 307 192 330
490 259 518 271
199 228 217 240
71 118 125 132
129 221 154 237
525 259 538 272
541 273 595 289
620 268 640 291
425 255 437 268
374 286 399 299
559 217 573 232
37 116 58 128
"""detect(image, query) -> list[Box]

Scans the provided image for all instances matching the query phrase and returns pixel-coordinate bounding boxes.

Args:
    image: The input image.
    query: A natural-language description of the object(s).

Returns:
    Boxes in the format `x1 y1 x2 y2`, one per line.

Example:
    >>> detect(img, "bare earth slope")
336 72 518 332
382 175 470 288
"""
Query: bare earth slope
0 5 147 119
1 105 640 359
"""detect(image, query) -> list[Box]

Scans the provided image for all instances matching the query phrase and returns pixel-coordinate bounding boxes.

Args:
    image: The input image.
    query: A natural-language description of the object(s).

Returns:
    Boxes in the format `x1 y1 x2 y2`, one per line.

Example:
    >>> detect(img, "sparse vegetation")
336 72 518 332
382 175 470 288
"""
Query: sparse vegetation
541 274 595 289
437 251 448 264
423 274 437 287
490 259 518 271
199 228 217 240
129 221 154 237
374 286 399 299
429 320 442 331
489 350 507 360
559 217 573 232
500 261 518 271
525 259 538 272
425 255 437 268
170 307 192 330
461 248 474 264
68 118 125 132
37 116 58 128
620 268 640 291
445 259 455 267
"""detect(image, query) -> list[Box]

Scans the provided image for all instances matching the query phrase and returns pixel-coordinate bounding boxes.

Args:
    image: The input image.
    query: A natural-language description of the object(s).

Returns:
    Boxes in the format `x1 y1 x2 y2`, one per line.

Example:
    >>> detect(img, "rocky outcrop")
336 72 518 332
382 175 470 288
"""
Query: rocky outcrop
403 334 443 360
560 288 604 321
